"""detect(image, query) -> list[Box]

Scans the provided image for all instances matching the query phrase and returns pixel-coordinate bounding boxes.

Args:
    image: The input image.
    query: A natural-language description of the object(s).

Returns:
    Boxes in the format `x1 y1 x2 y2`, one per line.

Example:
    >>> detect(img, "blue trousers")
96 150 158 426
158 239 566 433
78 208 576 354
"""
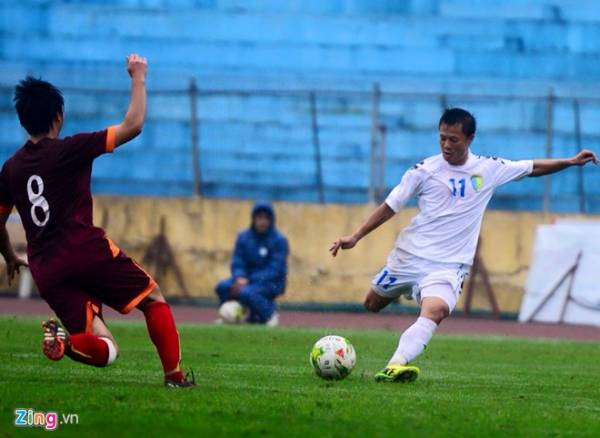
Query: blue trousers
215 278 283 323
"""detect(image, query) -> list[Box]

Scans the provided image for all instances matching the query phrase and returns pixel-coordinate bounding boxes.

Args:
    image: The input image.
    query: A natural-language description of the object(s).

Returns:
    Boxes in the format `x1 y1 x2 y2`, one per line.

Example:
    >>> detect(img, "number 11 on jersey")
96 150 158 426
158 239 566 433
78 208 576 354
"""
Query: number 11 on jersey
449 178 466 197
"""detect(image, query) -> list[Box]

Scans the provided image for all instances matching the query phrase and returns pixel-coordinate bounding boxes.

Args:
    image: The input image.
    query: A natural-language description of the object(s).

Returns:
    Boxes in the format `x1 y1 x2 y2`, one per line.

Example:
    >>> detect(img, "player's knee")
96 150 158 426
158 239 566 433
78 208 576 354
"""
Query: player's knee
421 305 449 324
147 285 166 303
215 280 229 296
137 286 166 311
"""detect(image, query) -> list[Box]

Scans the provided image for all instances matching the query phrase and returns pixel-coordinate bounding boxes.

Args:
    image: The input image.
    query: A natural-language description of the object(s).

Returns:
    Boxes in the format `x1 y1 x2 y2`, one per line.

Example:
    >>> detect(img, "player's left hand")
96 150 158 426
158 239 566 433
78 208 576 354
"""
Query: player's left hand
571 149 598 166
6 256 28 286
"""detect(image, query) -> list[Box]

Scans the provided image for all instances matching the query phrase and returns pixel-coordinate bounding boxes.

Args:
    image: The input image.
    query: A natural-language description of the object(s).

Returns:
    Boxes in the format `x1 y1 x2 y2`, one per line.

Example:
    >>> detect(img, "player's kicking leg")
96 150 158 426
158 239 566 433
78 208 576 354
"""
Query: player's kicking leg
92 239 195 388
136 286 195 388
375 292 450 383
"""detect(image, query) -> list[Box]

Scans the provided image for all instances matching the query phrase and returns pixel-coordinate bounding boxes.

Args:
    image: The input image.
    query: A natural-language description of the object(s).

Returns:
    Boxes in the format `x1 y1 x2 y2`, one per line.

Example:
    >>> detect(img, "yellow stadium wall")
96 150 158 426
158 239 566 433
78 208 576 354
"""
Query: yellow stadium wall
89 196 596 314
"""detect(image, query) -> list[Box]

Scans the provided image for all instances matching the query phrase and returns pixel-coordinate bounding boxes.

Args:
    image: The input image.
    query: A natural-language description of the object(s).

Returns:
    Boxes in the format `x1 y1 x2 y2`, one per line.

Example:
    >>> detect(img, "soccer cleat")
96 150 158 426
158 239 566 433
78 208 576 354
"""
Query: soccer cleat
164 368 197 388
42 319 67 361
374 364 420 383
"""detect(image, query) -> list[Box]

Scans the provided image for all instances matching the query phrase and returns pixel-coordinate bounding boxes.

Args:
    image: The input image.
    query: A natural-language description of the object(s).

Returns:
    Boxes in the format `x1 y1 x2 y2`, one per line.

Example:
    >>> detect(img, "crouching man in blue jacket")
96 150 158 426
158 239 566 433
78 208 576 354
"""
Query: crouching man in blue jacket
215 202 289 326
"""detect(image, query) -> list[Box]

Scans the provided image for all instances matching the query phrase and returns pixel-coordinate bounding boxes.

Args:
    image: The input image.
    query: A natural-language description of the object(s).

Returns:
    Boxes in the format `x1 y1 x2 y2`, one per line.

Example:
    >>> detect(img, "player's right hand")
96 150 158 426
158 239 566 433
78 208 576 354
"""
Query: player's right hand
229 277 249 297
234 277 249 287
126 53 147 80
6 256 28 286
329 235 358 257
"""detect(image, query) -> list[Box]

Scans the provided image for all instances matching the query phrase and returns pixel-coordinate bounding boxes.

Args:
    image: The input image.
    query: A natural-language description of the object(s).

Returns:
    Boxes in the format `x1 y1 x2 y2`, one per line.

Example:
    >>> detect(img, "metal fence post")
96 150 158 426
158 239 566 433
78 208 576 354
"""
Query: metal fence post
573 99 585 213
369 82 381 204
189 78 202 197
440 94 448 112
309 92 324 203
543 89 554 214
376 124 387 202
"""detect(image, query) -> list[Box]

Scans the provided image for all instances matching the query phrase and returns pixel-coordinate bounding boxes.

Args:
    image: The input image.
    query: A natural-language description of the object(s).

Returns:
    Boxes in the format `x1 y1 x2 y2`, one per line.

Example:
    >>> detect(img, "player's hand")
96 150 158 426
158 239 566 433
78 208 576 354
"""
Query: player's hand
230 277 248 297
6 256 28 286
329 235 358 257
235 277 249 287
126 54 147 81
571 149 598 166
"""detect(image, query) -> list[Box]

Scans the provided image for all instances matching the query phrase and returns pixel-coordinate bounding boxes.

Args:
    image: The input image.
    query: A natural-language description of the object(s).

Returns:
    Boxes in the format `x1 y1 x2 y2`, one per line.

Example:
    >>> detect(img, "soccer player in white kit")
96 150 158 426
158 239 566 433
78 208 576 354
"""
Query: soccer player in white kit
330 108 598 383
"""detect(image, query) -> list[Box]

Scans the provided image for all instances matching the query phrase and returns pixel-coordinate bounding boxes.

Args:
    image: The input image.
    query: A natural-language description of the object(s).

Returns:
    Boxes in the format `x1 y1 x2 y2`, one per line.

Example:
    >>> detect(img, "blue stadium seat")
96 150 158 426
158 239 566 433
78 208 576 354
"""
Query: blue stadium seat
2 0 600 210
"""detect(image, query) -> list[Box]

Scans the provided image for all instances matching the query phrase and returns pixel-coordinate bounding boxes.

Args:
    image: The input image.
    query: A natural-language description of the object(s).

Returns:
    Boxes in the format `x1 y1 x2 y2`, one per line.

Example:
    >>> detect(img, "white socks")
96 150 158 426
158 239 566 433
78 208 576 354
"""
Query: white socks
99 337 118 366
388 316 438 366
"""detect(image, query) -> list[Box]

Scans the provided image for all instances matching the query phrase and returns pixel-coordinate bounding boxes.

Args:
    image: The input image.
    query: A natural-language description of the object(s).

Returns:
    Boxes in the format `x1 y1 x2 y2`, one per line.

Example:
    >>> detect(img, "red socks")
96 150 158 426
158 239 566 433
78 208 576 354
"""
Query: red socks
143 301 183 381
66 333 109 367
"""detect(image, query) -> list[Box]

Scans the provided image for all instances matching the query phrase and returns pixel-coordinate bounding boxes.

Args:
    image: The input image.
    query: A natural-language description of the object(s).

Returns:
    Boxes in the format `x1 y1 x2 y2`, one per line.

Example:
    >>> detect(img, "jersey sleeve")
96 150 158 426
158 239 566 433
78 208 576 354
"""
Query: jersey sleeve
384 167 424 212
58 126 117 165
491 158 534 187
0 161 13 214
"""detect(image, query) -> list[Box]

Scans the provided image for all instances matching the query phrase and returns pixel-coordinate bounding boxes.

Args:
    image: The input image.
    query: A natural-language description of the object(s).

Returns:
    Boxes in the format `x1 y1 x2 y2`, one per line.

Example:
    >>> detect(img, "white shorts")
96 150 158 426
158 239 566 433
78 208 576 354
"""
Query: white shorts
371 248 470 313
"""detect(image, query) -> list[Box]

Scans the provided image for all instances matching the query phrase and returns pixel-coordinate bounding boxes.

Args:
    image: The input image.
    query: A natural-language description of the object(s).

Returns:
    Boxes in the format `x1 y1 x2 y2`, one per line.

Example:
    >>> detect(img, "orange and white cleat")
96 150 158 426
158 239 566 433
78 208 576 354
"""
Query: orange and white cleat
42 319 67 361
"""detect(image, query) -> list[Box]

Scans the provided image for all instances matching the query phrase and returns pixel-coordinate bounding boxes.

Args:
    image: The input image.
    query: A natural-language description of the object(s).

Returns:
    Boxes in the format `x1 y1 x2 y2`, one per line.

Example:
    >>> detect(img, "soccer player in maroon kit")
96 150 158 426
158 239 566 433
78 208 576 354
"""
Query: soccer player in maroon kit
0 54 195 387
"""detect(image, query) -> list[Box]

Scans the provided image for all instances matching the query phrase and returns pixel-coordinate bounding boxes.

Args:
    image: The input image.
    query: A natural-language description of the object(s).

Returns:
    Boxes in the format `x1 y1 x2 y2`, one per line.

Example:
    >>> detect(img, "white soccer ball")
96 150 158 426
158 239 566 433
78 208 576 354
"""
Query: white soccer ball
218 301 247 324
310 335 356 380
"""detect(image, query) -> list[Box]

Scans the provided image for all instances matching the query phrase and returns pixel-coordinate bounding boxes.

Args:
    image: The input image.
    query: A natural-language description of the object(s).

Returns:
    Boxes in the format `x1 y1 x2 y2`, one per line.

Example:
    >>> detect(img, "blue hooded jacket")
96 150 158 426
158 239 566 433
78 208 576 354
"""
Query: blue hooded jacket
230 202 289 293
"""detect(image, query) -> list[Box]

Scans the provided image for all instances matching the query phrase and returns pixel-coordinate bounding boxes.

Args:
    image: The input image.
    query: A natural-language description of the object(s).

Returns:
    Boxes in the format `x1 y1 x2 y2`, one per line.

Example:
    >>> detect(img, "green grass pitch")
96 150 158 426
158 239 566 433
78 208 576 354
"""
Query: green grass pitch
1 316 599 437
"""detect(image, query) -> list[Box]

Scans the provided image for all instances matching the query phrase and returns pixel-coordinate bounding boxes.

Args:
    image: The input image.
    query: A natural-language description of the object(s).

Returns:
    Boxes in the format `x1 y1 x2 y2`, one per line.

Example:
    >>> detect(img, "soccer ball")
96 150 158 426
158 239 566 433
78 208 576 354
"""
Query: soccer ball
218 301 247 324
310 335 356 380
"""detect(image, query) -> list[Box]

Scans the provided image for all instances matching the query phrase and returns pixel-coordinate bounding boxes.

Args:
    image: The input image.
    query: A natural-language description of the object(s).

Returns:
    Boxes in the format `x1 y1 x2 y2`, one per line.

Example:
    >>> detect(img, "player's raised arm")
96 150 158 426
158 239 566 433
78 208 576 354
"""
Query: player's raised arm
113 54 148 148
329 202 395 257
530 149 598 177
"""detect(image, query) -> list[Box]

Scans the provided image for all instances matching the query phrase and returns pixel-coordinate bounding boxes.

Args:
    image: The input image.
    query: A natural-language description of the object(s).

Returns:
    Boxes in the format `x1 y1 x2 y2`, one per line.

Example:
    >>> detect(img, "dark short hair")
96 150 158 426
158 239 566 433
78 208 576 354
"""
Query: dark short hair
439 108 476 137
14 76 64 136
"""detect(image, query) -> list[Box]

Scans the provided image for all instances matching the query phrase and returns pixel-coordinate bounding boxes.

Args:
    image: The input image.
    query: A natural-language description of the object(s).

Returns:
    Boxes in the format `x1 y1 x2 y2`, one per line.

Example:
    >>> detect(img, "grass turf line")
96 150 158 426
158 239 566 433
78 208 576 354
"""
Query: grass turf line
0 316 599 437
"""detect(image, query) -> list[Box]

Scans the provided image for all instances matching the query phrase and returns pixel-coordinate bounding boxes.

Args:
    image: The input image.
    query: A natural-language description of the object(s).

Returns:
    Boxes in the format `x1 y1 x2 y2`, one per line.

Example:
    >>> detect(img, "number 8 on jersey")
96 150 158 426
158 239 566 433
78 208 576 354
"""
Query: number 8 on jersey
27 175 50 227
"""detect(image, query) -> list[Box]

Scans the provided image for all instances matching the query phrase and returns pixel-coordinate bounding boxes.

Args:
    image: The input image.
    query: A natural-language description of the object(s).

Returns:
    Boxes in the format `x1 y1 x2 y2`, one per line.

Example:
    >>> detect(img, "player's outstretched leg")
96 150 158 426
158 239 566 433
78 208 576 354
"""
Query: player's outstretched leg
42 316 119 367
375 296 449 383
137 286 195 388
361 289 420 382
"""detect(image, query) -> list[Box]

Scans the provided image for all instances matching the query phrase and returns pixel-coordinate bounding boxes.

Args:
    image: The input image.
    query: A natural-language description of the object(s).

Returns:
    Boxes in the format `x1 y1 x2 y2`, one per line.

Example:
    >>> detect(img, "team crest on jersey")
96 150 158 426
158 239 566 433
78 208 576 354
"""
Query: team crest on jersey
470 174 483 192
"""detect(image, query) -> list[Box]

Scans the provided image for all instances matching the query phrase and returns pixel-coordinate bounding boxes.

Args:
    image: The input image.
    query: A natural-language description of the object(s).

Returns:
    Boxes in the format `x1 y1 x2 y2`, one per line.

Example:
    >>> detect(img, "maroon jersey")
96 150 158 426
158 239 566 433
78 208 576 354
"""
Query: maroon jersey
0 126 156 332
0 127 116 264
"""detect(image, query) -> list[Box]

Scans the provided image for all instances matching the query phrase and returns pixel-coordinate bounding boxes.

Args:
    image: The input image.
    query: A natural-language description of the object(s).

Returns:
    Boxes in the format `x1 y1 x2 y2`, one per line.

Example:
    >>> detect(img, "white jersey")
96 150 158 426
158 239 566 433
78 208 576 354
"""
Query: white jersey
385 151 533 265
